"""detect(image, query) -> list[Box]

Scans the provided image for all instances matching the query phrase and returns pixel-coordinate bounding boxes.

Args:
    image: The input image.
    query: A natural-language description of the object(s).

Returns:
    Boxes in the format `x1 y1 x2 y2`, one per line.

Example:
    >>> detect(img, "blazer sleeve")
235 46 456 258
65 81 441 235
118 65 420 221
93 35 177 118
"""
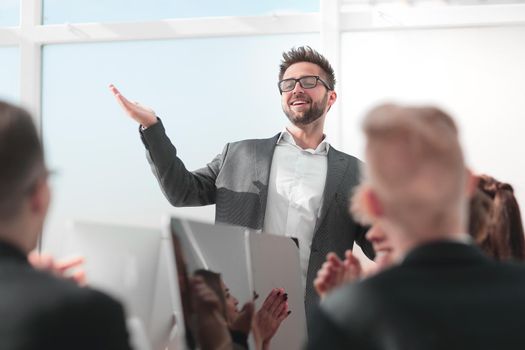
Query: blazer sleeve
140 119 227 207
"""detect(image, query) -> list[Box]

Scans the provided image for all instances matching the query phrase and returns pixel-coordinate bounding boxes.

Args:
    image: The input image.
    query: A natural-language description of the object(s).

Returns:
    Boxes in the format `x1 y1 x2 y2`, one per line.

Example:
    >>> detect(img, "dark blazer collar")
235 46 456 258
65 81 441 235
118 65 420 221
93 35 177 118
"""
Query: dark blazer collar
315 146 349 233
402 241 491 267
0 240 29 265
255 133 281 227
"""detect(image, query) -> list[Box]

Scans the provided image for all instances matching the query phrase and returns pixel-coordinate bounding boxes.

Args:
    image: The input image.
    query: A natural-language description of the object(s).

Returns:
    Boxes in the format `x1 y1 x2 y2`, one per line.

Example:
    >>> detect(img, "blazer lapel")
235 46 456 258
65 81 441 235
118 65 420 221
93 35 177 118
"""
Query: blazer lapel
254 134 280 229
314 148 349 234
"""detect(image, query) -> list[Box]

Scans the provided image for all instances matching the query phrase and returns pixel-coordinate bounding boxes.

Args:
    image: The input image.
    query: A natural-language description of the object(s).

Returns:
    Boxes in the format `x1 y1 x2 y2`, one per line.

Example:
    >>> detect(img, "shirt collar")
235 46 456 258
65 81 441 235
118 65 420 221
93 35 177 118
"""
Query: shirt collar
277 128 330 155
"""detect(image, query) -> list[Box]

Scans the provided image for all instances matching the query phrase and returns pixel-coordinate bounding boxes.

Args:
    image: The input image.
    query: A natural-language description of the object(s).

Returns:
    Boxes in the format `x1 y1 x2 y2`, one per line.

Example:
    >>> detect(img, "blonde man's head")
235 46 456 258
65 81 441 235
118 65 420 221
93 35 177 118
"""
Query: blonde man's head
360 103 468 241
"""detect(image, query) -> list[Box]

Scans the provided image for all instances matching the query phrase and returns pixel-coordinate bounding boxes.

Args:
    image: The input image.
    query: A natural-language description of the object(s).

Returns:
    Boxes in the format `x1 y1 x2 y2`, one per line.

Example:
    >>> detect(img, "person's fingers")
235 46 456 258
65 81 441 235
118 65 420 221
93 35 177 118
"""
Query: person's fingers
345 250 361 266
314 275 327 293
116 91 136 112
261 288 279 310
268 289 287 314
272 298 288 319
326 252 343 267
27 251 41 267
55 256 85 272
71 269 87 287
276 304 291 322
108 84 121 96
344 251 363 281
109 84 136 113
28 252 55 271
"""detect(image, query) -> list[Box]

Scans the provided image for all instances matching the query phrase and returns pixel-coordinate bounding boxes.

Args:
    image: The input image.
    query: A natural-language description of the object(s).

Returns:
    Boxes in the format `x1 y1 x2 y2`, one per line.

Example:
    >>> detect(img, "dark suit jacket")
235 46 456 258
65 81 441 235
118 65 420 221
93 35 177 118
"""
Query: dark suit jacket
0 242 131 350
140 120 374 330
308 241 525 350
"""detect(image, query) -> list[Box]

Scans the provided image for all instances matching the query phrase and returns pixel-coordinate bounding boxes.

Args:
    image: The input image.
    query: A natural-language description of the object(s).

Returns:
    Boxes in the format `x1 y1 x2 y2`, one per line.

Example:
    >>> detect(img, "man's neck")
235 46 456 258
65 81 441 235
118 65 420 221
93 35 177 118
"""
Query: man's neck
0 219 35 255
286 121 326 150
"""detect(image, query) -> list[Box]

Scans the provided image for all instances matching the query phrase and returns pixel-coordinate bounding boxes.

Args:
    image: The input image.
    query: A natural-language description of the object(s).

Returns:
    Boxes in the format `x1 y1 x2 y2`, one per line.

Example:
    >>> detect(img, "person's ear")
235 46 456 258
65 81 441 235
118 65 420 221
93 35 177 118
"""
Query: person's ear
465 168 478 198
29 177 51 218
364 187 384 219
327 91 337 109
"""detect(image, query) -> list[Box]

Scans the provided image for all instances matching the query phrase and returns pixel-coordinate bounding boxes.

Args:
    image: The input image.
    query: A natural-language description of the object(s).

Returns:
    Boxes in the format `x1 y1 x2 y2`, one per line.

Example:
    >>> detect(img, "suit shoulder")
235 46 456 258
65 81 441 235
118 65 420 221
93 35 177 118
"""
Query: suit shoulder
329 146 364 164
227 134 280 148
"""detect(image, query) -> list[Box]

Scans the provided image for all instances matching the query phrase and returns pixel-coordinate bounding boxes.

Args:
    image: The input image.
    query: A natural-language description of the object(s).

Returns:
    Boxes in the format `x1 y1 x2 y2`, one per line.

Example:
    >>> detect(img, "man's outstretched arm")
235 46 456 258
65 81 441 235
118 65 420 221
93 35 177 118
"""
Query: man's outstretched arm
110 84 222 207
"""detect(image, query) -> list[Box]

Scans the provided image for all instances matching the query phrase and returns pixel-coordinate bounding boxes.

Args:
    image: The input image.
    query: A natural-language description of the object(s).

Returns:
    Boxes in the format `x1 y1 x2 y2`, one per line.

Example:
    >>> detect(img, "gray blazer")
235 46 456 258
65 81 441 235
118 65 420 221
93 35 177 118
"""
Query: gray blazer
140 120 374 332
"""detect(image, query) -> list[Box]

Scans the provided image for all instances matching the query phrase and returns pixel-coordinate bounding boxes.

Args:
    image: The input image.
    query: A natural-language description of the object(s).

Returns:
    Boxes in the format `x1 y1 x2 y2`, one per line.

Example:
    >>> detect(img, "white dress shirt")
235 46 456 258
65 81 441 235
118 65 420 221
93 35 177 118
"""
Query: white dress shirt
263 128 329 289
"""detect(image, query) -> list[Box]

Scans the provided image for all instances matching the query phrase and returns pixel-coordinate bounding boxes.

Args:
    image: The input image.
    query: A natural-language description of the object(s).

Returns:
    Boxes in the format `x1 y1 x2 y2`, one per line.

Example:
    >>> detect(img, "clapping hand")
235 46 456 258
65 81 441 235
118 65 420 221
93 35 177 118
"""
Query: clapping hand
313 250 362 299
28 252 86 286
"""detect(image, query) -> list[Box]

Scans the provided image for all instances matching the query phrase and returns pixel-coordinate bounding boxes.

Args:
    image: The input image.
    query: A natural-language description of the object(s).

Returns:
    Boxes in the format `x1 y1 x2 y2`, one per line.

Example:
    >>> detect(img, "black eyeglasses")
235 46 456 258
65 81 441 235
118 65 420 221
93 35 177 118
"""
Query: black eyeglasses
278 75 331 94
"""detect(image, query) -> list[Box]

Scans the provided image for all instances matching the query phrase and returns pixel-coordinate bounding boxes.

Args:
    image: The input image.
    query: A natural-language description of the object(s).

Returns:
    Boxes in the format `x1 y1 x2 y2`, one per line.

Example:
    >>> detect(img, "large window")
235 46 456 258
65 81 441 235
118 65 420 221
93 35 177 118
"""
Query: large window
41 34 319 254
0 0 19 27
0 47 19 103
43 0 318 24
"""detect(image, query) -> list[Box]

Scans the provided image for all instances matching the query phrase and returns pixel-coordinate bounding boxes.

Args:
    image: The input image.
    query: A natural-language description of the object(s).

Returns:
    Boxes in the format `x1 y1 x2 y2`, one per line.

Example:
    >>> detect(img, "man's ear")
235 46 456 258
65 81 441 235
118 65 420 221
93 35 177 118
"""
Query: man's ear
327 91 337 111
465 168 478 198
364 187 384 219
29 177 51 217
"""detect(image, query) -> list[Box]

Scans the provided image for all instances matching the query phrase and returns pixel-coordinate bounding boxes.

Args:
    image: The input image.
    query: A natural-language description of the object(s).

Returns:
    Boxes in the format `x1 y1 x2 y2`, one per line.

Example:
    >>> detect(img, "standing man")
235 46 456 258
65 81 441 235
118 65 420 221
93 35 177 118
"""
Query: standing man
0 101 131 350
110 46 374 329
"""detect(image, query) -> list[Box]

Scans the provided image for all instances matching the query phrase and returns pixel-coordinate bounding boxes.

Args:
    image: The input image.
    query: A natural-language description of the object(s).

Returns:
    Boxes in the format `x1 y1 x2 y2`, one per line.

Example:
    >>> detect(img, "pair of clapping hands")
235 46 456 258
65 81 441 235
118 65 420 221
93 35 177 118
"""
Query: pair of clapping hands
28 252 86 286
191 277 290 350
314 249 393 299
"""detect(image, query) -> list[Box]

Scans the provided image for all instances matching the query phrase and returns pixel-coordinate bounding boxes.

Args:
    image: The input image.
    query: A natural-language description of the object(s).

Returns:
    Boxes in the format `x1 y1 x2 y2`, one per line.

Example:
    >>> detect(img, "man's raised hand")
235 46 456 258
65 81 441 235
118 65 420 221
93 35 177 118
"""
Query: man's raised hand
109 84 158 128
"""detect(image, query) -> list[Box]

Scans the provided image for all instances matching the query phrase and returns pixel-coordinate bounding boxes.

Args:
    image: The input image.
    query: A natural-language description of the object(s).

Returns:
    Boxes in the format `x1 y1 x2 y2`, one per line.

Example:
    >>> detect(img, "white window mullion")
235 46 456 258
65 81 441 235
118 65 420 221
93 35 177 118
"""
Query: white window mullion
321 0 342 149
19 0 42 129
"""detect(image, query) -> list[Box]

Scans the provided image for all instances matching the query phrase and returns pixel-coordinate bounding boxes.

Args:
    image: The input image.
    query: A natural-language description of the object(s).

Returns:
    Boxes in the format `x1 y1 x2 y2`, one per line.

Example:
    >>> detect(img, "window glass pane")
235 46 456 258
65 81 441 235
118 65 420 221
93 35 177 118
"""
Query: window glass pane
42 34 319 256
0 0 19 26
43 0 319 24
0 47 19 103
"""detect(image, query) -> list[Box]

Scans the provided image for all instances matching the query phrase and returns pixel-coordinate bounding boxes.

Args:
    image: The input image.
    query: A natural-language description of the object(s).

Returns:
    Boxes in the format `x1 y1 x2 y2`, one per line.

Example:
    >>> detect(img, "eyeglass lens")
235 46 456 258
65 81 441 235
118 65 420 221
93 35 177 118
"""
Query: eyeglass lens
280 76 318 92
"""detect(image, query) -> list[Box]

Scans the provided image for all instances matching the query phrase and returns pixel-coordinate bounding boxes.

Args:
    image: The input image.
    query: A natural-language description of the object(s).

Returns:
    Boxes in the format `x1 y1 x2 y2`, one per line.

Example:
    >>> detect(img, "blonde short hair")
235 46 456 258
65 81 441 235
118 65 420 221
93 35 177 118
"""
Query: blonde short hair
362 103 465 228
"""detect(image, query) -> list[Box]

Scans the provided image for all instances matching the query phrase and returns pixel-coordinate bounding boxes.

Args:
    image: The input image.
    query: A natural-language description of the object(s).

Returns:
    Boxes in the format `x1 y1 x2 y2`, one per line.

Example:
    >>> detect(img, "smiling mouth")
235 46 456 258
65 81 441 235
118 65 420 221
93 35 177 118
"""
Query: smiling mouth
290 100 310 106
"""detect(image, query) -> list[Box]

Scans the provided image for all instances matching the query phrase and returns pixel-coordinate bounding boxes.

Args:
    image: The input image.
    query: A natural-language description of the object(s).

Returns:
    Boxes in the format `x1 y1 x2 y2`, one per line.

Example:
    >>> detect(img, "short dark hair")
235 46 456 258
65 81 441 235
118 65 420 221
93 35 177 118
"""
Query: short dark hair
279 46 336 90
0 101 46 220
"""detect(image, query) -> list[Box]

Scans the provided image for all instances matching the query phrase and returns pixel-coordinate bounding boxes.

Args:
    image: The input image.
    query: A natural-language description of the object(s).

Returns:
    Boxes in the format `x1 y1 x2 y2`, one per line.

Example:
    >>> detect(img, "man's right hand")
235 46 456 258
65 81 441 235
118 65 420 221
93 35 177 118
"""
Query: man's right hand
109 84 158 128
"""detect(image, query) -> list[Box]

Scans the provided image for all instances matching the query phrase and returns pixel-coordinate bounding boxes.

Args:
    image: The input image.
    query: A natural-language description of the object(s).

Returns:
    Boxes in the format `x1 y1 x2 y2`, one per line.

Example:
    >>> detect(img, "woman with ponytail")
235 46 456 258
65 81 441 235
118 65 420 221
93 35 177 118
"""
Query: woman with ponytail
469 175 525 261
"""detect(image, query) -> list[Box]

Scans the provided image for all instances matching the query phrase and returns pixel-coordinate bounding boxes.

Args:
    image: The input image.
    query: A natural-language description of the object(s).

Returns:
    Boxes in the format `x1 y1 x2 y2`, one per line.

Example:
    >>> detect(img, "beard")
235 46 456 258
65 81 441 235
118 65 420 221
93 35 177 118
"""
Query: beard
283 92 329 126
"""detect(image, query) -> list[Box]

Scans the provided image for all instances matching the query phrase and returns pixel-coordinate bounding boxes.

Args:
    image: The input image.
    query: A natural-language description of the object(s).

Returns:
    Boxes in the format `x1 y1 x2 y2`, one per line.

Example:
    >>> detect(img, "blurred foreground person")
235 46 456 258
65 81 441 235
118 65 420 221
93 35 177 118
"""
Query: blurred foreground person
315 173 525 300
0 101 131 350
308 104 525 350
